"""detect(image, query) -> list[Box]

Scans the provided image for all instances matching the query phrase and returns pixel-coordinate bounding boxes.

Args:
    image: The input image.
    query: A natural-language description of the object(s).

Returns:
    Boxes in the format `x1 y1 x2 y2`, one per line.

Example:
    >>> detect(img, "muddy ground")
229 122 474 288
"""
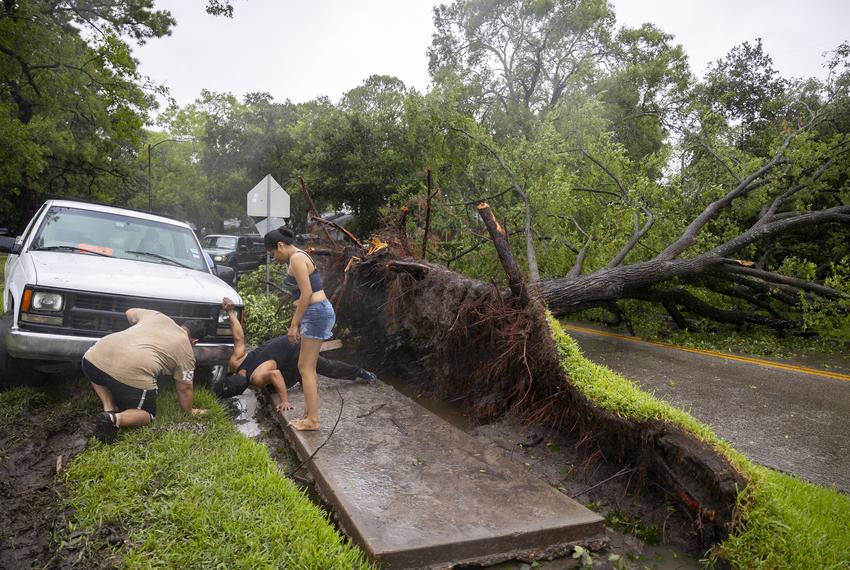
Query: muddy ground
1 370 703 570
0 372 96 570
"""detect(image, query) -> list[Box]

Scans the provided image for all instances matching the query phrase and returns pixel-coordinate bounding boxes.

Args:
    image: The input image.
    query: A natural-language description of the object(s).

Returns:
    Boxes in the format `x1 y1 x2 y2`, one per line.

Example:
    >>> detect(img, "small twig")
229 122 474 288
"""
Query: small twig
573 467 636 498
286 387 344 476
390 417 408 436
355 403 385 419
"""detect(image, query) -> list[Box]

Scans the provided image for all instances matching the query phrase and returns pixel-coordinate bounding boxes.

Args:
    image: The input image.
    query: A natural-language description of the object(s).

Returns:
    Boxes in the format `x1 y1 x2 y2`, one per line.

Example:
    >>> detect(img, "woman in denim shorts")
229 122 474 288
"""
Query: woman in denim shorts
264 226 336 431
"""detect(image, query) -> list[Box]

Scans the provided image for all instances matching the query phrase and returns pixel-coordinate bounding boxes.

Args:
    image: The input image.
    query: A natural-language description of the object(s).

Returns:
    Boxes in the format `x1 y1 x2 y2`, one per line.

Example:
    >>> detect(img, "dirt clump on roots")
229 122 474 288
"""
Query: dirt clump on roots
320 245 747 556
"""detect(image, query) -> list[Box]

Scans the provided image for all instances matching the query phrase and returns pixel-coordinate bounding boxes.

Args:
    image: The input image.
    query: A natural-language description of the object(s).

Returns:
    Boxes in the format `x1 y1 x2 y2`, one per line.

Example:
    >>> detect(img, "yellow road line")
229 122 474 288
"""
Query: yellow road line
561 323 850 382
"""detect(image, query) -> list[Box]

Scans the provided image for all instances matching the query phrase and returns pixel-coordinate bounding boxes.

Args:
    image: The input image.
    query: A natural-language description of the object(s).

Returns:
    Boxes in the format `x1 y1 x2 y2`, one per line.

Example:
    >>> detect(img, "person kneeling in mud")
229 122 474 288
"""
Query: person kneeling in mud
213 298 376 409
82 308 209 444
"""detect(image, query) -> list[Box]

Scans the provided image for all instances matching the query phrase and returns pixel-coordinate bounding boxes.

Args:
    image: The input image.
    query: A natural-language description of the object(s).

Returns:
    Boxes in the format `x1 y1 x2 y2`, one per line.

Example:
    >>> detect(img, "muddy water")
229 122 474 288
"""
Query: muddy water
231 390 263 438
380 374 478 433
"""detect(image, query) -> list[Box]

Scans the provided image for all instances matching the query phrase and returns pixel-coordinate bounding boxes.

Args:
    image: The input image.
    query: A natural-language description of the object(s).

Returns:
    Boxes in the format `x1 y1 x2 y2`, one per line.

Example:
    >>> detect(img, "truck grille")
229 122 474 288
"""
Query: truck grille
21 290 229 341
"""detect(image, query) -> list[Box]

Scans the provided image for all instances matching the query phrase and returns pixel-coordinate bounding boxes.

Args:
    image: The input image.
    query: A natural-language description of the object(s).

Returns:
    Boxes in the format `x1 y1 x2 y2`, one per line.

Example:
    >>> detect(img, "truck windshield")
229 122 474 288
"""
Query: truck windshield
30 206 208 271
202 236 238 249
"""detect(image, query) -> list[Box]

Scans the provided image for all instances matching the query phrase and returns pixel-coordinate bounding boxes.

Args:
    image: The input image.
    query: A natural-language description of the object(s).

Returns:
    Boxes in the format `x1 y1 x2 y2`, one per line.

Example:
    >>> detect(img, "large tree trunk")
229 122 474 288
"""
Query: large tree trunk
538 257 719 314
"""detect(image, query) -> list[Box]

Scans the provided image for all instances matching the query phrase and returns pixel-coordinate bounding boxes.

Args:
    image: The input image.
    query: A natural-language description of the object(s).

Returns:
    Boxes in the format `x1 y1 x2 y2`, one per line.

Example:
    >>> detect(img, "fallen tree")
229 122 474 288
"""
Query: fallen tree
312 220 746 550
536 129 850 326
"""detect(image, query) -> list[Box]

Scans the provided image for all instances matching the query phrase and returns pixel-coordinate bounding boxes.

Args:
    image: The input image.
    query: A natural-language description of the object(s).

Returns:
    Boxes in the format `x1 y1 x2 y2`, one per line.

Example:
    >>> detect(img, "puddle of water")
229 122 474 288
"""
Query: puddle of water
383 377 477 433
323 345 477 432
232 389 262 438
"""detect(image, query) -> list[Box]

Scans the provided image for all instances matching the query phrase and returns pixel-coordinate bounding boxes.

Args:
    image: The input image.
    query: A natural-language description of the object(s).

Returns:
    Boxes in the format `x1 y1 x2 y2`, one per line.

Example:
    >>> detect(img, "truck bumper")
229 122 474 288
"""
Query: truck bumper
4 328 233 365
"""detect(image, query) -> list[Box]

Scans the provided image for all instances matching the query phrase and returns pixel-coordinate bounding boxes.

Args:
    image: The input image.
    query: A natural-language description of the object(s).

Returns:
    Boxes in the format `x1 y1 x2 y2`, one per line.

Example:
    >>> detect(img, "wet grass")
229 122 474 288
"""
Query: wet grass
61 387 373 569
550 316 850 569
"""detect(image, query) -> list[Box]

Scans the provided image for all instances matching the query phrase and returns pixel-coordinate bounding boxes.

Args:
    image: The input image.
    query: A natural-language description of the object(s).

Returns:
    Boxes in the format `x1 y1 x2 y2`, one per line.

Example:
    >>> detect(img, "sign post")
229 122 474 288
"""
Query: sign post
247 174 290 293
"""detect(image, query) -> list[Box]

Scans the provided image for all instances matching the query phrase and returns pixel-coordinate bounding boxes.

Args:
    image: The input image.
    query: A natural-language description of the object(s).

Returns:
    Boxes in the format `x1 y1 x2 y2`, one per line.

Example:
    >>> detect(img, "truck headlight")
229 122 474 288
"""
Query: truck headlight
31 292 64 311
216 307 239 336
213 255 227 263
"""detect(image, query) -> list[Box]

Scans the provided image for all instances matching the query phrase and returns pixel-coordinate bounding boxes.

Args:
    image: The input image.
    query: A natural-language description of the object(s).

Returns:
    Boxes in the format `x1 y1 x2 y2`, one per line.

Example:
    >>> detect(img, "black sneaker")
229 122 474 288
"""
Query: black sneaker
95 411 118 444
355 369 378 384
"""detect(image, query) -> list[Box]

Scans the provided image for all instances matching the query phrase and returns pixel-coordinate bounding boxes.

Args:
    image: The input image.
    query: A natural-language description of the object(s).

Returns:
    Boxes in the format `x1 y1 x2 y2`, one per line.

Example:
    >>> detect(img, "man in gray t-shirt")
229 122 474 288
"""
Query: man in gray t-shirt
82 308 208 443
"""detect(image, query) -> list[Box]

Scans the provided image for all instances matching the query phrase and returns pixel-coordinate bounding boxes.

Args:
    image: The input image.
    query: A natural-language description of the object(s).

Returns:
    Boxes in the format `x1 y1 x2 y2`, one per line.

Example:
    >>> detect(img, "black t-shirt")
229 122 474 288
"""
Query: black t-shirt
238 336 301 387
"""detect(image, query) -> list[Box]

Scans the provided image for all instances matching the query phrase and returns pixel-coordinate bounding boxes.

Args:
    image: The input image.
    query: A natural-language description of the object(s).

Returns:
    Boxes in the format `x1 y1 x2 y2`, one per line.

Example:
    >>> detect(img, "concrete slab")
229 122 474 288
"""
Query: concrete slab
273 378 604 569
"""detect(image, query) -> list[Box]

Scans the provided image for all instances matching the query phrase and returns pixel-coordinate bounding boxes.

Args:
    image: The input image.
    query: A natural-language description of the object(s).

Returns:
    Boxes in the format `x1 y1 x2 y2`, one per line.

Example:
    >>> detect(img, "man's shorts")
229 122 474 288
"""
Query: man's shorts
81 358 157 419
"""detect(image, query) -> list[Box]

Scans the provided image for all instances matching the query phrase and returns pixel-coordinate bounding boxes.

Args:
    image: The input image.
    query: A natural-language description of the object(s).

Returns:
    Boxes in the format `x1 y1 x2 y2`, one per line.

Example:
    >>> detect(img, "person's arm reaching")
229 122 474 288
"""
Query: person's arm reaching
254 369 295 412
175 380 194 413
173 363 207 415
222 297 245 371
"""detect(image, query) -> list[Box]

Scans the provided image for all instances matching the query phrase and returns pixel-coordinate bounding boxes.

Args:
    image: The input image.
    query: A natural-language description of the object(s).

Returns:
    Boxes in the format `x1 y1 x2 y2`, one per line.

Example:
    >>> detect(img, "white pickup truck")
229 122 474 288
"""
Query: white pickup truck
0 200 243 383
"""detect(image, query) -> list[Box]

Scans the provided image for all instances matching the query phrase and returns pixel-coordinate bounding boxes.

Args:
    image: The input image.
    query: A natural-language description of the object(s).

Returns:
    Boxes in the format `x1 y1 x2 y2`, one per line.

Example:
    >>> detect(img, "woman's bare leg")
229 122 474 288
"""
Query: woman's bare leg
290 337 323 431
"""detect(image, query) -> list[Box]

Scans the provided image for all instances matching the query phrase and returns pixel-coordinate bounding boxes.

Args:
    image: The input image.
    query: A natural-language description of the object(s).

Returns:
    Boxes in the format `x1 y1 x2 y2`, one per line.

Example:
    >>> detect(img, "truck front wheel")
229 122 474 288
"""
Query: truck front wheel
193 364 226 388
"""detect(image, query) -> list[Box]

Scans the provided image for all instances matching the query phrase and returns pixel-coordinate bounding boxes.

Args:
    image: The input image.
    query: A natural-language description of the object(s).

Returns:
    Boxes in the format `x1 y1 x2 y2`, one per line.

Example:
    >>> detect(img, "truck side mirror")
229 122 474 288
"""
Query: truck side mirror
0 236 21 254
215 264 235 283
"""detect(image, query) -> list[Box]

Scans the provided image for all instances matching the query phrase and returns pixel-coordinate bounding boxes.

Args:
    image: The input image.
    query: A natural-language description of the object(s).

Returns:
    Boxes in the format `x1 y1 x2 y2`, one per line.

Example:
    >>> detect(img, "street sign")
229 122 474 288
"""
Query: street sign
254 216 287 236
247 174 290 218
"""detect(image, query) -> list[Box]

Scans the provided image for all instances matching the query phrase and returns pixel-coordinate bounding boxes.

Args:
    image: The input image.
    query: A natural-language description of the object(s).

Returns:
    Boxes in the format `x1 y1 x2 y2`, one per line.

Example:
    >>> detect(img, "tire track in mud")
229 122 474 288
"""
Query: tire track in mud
0 379 94 569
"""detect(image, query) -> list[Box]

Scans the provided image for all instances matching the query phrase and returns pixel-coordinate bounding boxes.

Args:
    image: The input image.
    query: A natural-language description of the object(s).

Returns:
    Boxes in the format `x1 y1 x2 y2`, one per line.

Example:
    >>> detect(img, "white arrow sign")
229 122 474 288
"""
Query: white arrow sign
247 174 290 218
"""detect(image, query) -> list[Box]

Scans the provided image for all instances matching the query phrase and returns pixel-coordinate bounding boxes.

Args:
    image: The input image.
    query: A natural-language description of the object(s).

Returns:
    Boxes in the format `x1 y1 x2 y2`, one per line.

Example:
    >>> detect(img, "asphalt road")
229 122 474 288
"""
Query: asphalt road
563 323 850 493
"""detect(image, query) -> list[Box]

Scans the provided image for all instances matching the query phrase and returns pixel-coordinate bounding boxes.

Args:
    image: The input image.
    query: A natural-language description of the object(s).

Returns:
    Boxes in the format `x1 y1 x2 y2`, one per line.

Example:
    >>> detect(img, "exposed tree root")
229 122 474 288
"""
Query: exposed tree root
316 246 747 551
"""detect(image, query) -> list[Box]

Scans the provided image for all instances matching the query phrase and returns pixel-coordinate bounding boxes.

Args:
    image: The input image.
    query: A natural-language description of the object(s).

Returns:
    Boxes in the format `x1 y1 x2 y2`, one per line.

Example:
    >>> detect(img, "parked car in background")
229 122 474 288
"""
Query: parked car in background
0 200 243 385
201 234 266 283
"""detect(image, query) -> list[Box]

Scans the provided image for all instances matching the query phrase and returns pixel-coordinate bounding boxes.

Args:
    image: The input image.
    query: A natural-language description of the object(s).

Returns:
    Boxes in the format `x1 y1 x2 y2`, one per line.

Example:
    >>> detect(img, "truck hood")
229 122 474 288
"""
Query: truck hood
29 251 242 305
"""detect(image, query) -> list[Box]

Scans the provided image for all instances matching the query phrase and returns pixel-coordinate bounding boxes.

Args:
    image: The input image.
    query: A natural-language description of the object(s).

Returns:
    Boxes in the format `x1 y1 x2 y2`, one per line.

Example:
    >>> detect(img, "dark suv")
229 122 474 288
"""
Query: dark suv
201 234 266 282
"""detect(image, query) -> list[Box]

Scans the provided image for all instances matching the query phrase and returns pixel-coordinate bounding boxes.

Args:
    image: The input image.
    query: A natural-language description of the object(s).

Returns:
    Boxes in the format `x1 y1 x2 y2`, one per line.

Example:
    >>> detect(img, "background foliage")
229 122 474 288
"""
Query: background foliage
2 0 848 342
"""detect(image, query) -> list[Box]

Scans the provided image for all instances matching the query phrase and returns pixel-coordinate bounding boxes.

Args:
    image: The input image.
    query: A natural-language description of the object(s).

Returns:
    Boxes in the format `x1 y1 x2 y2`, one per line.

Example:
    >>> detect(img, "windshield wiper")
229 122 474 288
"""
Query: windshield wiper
126 250 194 269
34 245 112 258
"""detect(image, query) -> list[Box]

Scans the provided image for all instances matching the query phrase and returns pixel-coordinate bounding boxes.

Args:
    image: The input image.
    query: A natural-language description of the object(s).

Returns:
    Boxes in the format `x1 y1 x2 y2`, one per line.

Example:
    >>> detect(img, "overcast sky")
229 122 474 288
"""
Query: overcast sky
133 0 849 111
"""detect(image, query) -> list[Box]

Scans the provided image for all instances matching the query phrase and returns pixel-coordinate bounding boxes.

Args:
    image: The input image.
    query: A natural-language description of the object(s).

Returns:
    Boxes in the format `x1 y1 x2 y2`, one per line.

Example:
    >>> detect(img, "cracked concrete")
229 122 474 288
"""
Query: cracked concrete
271 377 604 569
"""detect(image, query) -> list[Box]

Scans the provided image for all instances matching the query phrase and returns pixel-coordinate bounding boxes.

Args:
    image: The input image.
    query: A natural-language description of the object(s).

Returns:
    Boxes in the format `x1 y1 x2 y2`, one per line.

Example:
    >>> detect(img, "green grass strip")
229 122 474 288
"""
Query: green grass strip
63 388 373 569
549 315 850 569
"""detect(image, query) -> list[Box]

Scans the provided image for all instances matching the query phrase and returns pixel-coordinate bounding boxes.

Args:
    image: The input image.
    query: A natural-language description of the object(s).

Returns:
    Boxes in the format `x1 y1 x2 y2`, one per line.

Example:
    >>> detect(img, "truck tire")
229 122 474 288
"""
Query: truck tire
0 314 47 388
194 364 225 388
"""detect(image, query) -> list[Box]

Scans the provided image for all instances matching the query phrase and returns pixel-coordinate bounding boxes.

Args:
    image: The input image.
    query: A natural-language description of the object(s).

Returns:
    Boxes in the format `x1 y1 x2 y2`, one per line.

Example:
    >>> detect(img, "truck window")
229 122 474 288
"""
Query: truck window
30 206 207 271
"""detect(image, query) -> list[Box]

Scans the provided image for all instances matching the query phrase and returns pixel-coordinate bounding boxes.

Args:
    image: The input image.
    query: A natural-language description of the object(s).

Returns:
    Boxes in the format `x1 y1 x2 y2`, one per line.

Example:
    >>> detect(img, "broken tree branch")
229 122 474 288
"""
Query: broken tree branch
421 168 439 260
310 216 363 251
299 176 338 248
477 202 530 306
387 260 430 278
720 261 846 299
449 125 540 280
